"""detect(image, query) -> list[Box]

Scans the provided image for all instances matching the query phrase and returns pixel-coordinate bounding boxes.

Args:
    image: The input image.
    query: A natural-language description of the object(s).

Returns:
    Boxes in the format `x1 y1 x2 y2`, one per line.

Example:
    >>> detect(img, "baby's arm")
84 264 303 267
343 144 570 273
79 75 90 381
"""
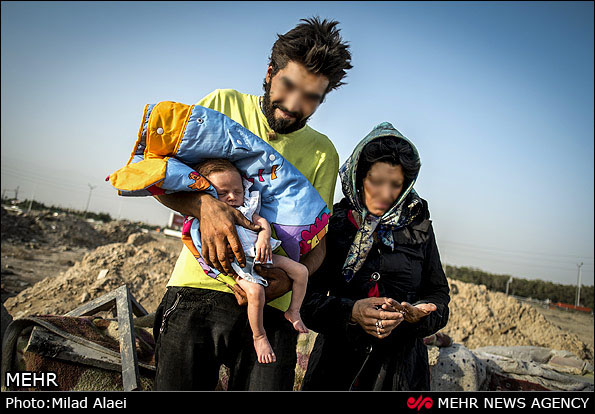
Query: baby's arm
252 213 272 263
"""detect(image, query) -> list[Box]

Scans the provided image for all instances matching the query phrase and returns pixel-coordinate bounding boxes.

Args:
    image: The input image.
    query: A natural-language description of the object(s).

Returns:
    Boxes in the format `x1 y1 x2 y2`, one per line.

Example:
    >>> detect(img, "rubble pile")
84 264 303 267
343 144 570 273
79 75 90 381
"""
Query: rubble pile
1 206 147 249
4 233 181 318
443 279 593 363
1 206 44 244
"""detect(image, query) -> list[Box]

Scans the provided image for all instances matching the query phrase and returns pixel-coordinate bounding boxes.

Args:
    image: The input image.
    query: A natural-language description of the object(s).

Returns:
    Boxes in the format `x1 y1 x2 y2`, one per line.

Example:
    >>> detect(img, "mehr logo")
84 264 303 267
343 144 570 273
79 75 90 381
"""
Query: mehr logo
407 395 434 411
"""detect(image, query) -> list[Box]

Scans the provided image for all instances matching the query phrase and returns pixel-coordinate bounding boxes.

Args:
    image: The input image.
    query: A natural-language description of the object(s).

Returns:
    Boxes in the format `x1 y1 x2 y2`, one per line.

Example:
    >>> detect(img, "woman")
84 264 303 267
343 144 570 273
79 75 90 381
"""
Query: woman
300 122 450 391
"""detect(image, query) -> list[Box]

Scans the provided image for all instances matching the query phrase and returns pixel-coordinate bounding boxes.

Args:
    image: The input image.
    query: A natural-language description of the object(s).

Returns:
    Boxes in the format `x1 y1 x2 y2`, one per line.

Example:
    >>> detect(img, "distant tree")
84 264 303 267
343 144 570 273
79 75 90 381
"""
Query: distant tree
444 264 593 309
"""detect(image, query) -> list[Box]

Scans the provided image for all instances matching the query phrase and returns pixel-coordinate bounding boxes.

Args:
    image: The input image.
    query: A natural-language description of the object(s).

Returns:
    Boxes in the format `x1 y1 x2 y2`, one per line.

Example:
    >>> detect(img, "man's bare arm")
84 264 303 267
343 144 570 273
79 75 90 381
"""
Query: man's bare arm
154 192 202 217
300 236 327 278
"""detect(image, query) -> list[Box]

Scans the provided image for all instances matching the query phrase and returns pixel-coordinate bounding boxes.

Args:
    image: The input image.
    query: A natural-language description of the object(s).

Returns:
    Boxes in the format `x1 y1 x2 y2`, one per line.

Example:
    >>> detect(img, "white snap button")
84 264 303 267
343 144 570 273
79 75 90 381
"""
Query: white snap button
236 139 242 145
269 154 276 161
371 272 380 281
197 118 203 124
156 127 164 135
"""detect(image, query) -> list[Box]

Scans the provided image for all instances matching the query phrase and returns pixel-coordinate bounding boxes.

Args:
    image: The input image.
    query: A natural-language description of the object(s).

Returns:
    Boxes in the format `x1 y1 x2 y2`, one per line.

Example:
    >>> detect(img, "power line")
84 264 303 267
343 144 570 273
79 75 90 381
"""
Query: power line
1 173 107 195
439 248 594 273
1 167 113 195
438 243 594 268
439 239 594 262
1 172 123 201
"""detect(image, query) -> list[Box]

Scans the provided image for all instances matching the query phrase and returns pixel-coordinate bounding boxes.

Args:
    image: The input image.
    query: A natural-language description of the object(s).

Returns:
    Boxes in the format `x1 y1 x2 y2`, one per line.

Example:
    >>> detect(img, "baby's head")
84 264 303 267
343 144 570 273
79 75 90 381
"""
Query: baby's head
195 159 244 207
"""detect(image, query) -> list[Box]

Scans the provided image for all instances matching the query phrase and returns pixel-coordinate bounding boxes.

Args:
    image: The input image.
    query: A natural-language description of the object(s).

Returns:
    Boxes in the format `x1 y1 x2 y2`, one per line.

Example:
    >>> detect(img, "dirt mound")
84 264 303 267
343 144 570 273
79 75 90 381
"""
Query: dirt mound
4 233 182 318
1 206 44 244
443 278 594 363
95 221 153 245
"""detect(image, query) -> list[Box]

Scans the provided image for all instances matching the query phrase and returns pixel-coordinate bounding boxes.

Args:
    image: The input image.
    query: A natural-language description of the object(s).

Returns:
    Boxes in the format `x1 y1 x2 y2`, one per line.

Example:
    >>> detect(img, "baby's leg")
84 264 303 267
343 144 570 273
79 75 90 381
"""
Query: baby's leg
272 254 309 334
235 277 276 364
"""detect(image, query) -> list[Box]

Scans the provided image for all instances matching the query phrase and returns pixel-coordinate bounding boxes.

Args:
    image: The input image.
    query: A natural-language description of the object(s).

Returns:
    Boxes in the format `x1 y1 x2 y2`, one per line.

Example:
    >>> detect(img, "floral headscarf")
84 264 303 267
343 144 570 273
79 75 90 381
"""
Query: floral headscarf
340 122 424 282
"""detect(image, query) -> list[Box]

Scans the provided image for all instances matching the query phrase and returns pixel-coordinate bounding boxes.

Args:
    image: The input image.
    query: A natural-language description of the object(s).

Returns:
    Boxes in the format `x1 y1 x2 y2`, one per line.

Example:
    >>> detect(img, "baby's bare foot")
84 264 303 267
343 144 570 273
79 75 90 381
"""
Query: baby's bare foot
253 334 276 364
284 310 309 334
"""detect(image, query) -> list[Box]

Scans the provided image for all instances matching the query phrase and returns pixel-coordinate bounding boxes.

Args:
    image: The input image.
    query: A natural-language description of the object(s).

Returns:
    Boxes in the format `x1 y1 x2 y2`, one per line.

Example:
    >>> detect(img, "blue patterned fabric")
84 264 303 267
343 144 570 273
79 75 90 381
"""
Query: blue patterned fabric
110 102 330 267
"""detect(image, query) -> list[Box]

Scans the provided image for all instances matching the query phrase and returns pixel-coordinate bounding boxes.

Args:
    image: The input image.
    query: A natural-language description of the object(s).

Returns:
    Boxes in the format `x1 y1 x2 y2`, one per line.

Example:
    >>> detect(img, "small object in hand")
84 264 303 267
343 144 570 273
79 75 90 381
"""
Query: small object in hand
267 131 277 141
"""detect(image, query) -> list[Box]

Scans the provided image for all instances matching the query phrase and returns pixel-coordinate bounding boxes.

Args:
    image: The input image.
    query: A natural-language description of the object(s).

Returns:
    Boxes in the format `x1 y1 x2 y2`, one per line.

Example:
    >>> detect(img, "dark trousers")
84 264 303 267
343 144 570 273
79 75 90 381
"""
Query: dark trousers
152 286 298 390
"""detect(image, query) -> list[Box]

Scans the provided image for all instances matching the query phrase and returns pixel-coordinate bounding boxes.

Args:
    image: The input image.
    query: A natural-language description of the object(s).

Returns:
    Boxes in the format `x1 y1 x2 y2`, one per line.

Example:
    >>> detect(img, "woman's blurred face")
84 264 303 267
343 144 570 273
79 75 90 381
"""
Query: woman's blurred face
362 162 405 217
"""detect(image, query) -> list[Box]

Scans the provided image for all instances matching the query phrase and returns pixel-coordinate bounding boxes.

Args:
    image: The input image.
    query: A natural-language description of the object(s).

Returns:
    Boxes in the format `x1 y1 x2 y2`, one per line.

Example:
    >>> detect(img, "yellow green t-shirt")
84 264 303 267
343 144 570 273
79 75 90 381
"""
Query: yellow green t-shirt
166 89 339 311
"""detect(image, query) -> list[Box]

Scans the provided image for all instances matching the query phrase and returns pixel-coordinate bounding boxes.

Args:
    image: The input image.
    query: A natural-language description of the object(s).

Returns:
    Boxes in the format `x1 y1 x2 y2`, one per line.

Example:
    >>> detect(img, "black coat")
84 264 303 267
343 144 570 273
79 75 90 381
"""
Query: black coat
300 197 450 391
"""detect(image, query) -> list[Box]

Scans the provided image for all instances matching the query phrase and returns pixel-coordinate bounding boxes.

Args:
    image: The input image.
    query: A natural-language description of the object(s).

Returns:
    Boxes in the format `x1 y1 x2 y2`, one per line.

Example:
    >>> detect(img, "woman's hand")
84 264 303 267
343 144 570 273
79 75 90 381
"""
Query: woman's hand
350 297 405 339
382 299 437 324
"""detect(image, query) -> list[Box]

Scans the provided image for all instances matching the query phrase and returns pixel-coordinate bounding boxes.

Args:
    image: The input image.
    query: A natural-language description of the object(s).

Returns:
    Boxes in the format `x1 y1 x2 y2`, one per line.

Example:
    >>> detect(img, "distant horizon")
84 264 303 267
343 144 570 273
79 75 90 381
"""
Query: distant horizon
2 196 592 290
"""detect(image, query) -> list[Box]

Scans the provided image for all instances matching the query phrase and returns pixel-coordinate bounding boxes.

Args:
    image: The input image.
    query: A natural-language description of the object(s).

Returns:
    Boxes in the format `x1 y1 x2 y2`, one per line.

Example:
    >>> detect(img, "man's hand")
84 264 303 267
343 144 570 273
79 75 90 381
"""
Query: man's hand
155 191 262 275
198 195 262 275
226 265 291 307
381 299 437 324
350 297 405 339
228 282 249 306
254 265 292 302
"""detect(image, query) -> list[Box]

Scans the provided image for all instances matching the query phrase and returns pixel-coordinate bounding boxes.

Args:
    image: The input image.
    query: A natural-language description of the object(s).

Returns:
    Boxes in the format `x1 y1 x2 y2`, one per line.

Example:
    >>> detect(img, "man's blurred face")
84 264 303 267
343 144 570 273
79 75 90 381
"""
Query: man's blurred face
262 60 330 134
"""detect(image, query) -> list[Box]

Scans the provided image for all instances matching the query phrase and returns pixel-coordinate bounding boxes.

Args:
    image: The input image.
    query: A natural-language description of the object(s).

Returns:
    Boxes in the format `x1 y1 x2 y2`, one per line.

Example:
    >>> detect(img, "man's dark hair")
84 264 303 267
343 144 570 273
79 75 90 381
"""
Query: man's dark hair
265 16 353 97
356 136 421 192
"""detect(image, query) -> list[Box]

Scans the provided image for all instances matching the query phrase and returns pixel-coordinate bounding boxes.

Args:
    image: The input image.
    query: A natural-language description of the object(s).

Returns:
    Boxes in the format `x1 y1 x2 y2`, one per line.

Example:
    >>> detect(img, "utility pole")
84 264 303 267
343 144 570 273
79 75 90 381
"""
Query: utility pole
84 184 96 217
14 186 19 201
575 262 583 307
27 184 38 213
505 276 513 295
117 198 123 220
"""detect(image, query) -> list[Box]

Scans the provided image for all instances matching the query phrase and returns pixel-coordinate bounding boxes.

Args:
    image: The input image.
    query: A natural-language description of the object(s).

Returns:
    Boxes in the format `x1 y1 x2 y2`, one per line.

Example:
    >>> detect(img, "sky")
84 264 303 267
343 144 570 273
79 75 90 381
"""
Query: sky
1 1 593 287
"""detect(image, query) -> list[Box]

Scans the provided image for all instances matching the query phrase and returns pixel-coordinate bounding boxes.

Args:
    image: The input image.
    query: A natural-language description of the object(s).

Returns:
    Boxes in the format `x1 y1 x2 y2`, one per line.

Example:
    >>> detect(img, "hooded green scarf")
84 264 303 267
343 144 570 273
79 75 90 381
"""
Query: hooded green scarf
339 122 424 282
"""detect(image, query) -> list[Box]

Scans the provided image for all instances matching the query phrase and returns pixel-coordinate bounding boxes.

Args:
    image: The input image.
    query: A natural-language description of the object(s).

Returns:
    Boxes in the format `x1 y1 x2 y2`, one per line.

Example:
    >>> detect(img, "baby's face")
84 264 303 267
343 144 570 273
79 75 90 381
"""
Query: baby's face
206 170 244 207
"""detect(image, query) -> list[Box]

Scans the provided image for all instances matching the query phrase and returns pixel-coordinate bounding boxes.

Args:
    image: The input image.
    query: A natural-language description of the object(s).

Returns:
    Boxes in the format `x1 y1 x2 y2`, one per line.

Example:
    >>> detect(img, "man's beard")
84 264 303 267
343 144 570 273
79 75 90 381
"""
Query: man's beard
262 79 311 134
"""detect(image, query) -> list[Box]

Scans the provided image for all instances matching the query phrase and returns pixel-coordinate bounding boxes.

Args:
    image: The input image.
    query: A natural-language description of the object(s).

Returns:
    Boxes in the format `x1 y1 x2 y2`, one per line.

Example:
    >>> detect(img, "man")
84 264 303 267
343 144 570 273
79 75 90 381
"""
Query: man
152 17 352 390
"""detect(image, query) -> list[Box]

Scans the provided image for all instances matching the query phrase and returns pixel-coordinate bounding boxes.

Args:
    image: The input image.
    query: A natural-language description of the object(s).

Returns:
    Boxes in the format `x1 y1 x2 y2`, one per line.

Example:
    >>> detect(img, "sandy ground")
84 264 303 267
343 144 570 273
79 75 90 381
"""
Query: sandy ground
2 243 89 303
530 304 594 348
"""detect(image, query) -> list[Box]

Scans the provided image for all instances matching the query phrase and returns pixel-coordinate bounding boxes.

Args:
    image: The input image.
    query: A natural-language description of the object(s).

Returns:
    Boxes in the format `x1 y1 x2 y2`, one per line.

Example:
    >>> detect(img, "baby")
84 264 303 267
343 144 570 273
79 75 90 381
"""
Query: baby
194 158 309 364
